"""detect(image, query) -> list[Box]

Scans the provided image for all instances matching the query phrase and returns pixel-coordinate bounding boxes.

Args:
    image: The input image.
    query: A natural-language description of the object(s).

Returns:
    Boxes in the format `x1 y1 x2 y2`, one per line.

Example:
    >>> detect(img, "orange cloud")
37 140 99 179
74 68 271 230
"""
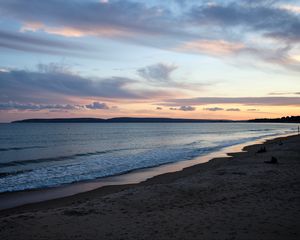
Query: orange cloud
20 22 84 37
290 54 300 62
179 40 245 56
20 22 130 37
279 4 300 14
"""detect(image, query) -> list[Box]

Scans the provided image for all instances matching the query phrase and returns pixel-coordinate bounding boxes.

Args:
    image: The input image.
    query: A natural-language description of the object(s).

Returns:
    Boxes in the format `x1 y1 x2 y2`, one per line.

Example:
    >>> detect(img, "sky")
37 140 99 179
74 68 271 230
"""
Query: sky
0 0 299 122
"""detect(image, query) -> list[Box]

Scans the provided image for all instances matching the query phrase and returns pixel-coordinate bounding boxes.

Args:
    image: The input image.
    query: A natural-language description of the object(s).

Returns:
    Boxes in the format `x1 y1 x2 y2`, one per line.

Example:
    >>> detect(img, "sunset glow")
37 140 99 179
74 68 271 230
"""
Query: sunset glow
0 0 299 122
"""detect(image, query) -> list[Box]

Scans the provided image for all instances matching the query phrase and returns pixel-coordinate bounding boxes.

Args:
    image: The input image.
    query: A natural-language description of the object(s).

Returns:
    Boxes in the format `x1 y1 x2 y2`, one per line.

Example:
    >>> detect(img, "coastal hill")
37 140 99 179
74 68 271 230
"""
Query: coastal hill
248 116 300 123
11 116 300 123
11 117 233 123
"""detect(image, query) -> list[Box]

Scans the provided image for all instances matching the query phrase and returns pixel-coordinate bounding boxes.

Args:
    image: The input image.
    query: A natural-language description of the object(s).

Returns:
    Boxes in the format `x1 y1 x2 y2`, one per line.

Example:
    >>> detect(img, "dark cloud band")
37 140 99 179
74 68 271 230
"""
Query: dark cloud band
0 66 168 103
163 97 300 106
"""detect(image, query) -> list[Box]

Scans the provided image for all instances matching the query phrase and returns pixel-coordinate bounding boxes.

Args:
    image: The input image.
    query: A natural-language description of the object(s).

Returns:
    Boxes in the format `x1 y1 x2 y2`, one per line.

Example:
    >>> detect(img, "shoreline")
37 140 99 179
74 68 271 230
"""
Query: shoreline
0 132 297 211
0 134 299 239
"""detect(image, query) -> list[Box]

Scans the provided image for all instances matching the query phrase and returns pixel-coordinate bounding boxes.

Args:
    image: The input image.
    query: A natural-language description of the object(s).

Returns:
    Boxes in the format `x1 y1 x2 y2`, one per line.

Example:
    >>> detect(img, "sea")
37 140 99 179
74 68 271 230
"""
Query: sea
0 122 297 193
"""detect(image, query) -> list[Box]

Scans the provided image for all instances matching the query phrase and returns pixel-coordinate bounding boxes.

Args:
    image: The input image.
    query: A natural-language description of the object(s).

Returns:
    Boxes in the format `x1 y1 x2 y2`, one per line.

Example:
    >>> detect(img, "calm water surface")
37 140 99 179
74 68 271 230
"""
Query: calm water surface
0 122 297 193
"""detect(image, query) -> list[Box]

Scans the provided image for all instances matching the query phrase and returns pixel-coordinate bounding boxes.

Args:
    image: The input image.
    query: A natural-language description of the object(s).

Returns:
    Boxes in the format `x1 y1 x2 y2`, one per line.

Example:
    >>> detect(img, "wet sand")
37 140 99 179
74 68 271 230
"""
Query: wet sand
0 134 299 239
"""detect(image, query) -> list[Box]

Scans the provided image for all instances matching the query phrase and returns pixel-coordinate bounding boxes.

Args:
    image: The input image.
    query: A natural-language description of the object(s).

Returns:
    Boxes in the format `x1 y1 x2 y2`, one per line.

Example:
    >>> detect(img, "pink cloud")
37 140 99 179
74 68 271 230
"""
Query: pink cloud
21 21 130 37
179 40 245 56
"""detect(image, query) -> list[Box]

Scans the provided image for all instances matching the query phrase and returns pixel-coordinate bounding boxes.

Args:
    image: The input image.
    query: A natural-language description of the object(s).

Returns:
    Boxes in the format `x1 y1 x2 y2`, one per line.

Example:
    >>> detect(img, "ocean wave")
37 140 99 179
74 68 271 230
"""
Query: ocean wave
0 124 296 193
0 146 46 152
0 170 32 178
0 147 140 168
0 132 285 192
248 129 272 132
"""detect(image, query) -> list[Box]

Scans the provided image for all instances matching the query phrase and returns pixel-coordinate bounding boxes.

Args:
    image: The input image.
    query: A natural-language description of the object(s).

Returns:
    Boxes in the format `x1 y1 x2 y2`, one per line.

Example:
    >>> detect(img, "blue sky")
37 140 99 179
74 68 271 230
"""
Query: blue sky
0 0 299 122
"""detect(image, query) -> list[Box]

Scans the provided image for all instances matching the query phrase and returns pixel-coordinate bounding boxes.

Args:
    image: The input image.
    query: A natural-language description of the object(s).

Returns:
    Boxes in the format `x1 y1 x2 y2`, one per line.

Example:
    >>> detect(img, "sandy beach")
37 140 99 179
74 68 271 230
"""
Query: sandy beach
0 134 299 240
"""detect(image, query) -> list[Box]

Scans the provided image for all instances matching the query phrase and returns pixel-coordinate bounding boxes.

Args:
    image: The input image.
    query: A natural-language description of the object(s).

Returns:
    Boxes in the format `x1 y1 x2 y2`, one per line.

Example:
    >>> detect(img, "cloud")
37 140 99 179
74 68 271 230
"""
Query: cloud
0 0 180 39
6 0 297 43
156 107 162 110
226 108 241 111
0 30 87 56
0 64 170 103
21 22 87 38
179 106 196 111
0 101 112 111
0 0 299 71
0 67 11 72
185 1 300 71
246 46 300 72
20 21 128 38
189 1 300 43
247 108 259 111
203 107 241 111
269 91 300 95
180 40 245 56
36 63 71 74
0 102 83 111
162 97 300 106
85 102 109 110
203 107 224 111
179 39 300 71
137 63 178 82
169 106 196 111
280 4 300 14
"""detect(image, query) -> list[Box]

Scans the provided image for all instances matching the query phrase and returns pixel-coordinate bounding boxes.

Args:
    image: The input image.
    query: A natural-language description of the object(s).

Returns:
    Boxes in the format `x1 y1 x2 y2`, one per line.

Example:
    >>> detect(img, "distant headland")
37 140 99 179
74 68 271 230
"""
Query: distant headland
11 116 300 123
248 116 300 123
11 117 232 123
